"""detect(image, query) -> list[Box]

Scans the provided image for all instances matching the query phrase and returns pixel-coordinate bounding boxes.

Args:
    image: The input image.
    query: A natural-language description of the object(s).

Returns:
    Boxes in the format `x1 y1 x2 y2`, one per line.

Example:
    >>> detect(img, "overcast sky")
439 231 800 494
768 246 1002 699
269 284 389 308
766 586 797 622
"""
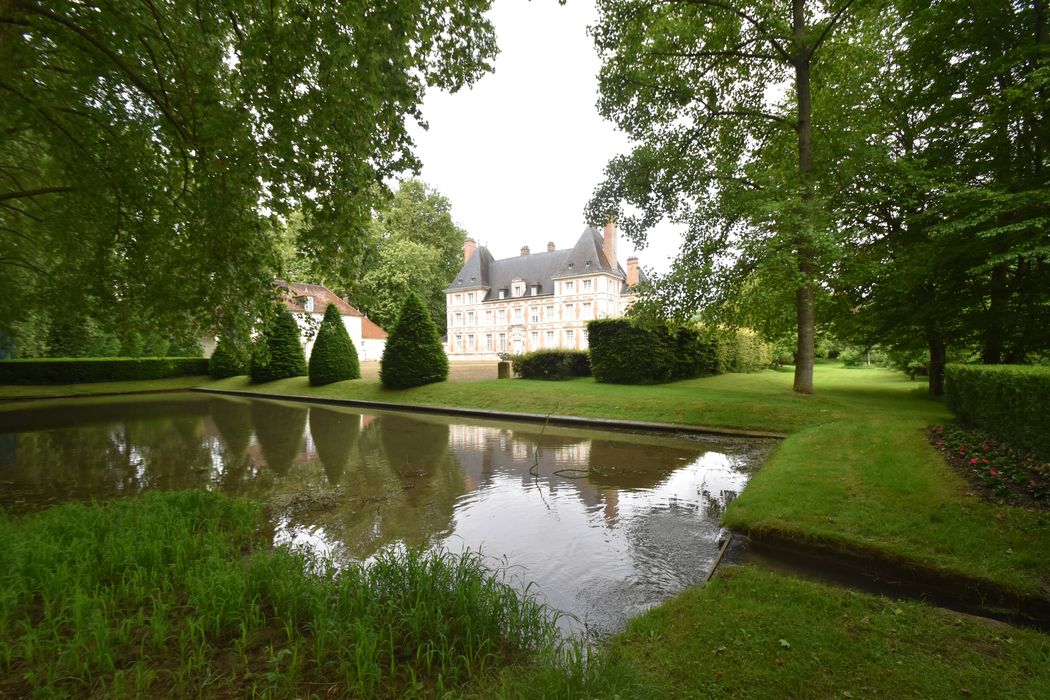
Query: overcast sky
407 0 682 274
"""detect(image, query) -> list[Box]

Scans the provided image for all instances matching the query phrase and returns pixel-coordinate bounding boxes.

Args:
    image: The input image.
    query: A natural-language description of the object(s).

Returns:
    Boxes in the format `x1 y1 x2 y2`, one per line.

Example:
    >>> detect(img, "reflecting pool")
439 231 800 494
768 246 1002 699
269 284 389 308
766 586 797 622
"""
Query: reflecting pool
0 393 774 636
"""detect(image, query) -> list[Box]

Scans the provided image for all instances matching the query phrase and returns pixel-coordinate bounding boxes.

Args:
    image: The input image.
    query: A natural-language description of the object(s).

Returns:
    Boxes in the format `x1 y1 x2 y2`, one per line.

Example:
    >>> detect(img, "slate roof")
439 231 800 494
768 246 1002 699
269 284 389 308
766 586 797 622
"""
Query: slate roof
446 227 631 301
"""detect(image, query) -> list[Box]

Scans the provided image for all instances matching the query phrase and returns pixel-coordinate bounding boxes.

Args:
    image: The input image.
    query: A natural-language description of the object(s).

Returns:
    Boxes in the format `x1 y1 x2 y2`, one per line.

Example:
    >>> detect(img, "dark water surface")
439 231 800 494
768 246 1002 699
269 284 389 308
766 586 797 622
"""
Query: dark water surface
0 392 774 637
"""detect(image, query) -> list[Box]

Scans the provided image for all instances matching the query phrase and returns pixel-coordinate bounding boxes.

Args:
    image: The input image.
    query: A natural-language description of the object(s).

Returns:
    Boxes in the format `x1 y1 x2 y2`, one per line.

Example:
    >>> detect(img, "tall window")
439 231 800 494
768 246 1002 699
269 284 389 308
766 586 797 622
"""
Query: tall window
582 279 592 291
485 310 492 324
530 331 539 346
546 305 554 319
565 329 575 347
583 302 592 317
530 307 539 323
454 312 462 326
514 307 522 323
467 334 474 350
454 294 462 305
467 311 475 325
513 283 523 297
486 334 493 352
466 292 475 304
498 333 506 352
564 280 574 293
455 335 462 351
546 330 554 346
304 296 314 312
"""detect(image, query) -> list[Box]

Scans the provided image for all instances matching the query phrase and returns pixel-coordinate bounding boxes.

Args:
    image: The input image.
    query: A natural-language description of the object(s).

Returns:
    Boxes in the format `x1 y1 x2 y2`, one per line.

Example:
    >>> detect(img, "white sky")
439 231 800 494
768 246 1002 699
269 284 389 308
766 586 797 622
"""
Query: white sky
407 0 682 275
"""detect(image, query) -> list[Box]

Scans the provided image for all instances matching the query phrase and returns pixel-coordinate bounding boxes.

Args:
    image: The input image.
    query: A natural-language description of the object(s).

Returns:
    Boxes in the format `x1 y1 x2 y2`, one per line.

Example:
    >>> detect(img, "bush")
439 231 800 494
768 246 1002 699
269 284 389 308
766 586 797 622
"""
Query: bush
250 307 307 383
710 328 772 373
309 304 361 386
588 318 717 384
511 350 591 380
380 292 448 389
209 331 252 379
945 364 1050 459
0 357 209 384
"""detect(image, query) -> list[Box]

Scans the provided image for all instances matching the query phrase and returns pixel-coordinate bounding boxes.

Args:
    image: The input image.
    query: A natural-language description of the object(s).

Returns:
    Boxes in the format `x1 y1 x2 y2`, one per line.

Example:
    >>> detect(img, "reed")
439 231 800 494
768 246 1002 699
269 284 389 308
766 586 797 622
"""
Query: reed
0 491 613 698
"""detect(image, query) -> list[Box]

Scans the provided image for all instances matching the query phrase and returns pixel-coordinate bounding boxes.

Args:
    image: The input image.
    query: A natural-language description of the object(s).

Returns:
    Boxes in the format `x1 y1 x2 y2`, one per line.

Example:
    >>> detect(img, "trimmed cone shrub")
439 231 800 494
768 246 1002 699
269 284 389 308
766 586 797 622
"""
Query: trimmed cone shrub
209 331 252 378
309 303 361 386
380 291 448 389
250 307 307 383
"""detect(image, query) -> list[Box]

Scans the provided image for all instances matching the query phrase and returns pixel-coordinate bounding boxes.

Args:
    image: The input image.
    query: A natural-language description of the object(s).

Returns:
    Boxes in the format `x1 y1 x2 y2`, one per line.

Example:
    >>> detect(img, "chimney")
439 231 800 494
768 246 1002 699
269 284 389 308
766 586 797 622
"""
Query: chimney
603 219 617 268
521 245 530 256
463 237 476 263
547 241 556 252
626 257 640 288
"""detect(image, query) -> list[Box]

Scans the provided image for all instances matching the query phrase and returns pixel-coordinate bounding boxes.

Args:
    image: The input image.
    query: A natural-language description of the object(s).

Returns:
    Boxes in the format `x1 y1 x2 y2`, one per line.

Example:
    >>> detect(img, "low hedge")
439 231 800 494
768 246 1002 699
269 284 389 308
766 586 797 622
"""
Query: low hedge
588 318 718 384
0 357 209 385
945 364 1050 459
511 350 591 380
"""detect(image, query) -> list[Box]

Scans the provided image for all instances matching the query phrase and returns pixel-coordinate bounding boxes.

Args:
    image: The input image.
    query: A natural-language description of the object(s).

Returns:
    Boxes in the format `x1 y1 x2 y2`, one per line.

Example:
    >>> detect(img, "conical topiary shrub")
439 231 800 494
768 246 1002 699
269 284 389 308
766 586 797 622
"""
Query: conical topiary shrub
380 291 448 389
209 329 252 378
250 306 307 383
309 303 361 386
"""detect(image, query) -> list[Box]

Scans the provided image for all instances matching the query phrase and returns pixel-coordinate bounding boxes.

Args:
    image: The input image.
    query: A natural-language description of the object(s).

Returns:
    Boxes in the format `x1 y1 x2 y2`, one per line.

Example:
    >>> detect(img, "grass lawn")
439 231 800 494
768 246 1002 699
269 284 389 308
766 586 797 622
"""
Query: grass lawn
0 374 209 399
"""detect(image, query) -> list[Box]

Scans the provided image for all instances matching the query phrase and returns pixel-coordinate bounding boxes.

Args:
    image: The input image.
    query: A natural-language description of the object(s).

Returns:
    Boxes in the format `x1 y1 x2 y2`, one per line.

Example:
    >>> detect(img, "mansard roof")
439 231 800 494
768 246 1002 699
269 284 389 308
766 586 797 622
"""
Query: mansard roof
446 227 628 300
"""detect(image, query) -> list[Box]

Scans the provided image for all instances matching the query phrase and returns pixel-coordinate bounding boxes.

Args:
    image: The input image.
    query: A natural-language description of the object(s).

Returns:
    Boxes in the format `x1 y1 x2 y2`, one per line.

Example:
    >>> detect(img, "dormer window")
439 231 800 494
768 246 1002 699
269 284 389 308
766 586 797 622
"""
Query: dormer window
498 289 507 300
568 262 574 269
304 296 315 312
513 283 524 297
530 285 539 296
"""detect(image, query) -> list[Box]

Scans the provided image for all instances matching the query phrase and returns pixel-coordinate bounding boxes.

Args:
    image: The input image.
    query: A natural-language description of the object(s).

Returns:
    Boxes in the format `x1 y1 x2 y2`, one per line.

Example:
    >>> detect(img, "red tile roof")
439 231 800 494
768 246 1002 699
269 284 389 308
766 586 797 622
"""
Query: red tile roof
361 316 388 340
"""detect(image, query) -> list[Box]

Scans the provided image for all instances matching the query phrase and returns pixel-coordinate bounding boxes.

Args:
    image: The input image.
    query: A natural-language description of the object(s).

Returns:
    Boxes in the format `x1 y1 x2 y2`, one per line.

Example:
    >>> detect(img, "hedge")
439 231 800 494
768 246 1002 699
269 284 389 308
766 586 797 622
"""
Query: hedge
380 291 448 389
511 350 591 380
309 303 360 386
588 318 718 384
0 357 209 385
945 364 1050 459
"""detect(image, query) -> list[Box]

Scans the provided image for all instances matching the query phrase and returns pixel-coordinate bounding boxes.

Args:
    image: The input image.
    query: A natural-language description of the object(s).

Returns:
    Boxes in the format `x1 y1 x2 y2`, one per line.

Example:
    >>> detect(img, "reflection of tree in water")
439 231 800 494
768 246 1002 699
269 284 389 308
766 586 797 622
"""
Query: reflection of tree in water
309 406 361 485
209 398 253 456
586 440 706 490
250 400 307 477
699 487 737 520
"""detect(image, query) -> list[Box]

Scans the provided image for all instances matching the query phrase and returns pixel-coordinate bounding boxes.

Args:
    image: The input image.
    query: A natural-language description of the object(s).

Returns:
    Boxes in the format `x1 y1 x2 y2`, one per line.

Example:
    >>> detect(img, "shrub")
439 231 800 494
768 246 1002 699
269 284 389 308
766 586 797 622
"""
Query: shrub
209 331 252 379
309 303 361 386
511 350 591 380
945 364 1050 460
0 357 209 384
380 292 448 389
709 328 772 373
250 307 307 383
588 318 717 384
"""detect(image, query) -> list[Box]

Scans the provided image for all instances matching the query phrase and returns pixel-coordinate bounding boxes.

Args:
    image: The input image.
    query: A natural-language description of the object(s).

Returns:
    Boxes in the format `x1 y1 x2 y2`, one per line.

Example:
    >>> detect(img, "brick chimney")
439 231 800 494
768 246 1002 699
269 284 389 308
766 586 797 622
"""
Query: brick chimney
603 219 617 268
547 241 556 252
626 257 640 288
521 245 530 256
463 237 476 263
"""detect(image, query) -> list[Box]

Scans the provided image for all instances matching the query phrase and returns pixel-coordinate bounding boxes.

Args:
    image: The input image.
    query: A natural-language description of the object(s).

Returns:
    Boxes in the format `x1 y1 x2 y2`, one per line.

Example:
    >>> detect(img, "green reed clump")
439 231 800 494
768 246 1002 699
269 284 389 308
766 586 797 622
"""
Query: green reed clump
0 491 580 698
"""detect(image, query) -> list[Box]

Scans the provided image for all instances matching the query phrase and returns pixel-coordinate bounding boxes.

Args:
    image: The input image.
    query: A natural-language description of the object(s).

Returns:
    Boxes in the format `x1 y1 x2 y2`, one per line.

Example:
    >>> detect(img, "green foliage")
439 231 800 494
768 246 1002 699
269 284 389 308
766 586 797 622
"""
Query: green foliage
0 2 496 354
588 318 717 385
209 331 252 379
511 350 591 380
945 364 1050 460
250 308 307 383
710 328 773 374
0 357 208 384
0 491 569 698
308 304 360 386
380 292 448 389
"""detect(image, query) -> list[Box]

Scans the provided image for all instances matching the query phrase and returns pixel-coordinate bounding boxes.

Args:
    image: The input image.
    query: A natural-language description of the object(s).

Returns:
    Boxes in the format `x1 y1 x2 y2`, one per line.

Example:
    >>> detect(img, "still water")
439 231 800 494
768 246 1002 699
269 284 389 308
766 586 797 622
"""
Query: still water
0 393 773 637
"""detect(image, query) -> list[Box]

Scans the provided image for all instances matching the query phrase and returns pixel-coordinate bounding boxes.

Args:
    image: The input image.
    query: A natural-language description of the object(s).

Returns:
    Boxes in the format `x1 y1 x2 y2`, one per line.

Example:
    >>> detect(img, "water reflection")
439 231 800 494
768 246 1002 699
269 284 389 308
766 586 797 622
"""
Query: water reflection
0 393 773 637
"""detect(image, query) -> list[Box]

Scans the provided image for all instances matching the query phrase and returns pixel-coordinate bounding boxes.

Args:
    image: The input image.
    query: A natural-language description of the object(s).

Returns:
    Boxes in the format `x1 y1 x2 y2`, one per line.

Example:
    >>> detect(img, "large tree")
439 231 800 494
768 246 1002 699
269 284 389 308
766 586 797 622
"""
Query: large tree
587 0 874 393
0 0 496 354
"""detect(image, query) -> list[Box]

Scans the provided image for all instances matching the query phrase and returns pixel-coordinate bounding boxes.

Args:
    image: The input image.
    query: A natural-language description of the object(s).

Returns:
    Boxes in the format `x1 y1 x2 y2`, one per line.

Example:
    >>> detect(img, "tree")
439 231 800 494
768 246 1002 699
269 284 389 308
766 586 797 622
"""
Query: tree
250 307 307 383
0 1 496 350
209 330 252 379
380 292 449 389
588 0 874 394
309 303 361 386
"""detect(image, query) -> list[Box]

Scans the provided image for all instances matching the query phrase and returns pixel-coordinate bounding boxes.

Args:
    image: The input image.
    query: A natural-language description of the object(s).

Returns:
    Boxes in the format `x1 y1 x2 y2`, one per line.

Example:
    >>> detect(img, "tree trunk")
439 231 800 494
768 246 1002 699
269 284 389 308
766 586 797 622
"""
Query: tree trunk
981 262 1008 364
791 0 816 395
925 323 946 397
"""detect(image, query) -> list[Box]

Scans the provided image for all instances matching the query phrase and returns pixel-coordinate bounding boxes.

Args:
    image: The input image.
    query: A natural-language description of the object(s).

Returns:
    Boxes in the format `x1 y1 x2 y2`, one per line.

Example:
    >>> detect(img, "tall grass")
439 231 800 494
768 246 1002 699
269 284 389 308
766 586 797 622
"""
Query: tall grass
0 491 601 698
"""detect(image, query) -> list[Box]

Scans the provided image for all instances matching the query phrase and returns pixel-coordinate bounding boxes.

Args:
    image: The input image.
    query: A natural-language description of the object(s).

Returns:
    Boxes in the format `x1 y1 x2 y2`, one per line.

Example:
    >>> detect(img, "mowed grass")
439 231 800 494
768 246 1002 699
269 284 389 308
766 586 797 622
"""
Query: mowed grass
608 565 1050 699
0 374 209 399
0 491 594 699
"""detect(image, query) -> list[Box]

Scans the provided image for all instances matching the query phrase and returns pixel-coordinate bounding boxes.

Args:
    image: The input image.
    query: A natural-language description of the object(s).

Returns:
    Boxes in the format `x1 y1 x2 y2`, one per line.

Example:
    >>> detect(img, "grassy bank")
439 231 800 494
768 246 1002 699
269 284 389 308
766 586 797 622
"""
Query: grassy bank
0 374 209 399
609 565 1050 699
0 492 591 698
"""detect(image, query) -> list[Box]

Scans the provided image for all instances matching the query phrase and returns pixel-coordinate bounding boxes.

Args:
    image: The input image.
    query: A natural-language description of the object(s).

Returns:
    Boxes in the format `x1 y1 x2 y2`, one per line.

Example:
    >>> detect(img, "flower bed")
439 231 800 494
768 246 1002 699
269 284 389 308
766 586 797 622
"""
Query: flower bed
928 423 1049 508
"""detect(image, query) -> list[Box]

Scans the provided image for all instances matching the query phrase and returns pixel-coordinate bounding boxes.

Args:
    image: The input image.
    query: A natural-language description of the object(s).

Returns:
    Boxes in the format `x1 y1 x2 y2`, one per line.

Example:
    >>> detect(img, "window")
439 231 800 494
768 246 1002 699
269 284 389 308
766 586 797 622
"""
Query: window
304 296 314 312
530 307 539 323
467 334 474 350
454 335 462 351
530 331 539 346
486 334 493 352
467 292 475 304
498 290 507 300
467 311 475 325
454 294 462 305
564 281 574 293
513 284 523 297
565 329 575 346
546 305 554 319
546 330 554 346
583 279 592 291
484 310 492 325
530 285 539 296
454 312 462 326
583 302 592 317
513 307 522 323
498 333 506 352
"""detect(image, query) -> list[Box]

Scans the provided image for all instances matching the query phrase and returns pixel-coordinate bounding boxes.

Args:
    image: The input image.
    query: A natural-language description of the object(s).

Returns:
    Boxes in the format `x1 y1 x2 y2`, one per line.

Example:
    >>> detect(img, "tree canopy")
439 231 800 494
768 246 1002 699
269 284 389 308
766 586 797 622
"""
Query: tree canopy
0 0 496 355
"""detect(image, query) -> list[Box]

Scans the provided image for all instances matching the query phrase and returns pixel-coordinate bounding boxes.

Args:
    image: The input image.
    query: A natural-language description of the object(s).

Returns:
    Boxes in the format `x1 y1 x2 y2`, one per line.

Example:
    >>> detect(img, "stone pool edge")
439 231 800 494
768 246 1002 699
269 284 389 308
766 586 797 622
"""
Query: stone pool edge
189 386 789 440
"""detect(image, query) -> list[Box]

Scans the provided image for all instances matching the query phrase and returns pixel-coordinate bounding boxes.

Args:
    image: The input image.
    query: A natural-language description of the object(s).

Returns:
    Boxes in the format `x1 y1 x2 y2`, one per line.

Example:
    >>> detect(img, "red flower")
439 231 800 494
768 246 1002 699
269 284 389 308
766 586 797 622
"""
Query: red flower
970 457 979 464
981 458 989 464
988 469 999 477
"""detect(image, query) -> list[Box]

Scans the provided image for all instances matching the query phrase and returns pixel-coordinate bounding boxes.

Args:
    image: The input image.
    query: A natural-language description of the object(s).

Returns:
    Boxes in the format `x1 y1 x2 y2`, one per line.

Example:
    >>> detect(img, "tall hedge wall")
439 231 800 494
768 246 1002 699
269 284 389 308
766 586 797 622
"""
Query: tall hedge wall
945 364 1050 459
511 350 590 380
588 319 718 384
0 357 209 385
